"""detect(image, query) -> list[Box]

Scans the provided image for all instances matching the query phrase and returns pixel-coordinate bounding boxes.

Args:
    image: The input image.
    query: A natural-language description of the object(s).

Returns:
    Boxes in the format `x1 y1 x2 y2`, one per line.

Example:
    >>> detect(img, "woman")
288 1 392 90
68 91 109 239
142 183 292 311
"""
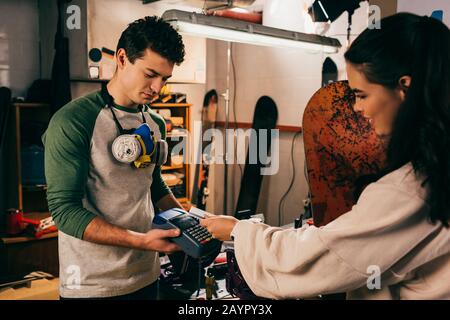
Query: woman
200 13 450 299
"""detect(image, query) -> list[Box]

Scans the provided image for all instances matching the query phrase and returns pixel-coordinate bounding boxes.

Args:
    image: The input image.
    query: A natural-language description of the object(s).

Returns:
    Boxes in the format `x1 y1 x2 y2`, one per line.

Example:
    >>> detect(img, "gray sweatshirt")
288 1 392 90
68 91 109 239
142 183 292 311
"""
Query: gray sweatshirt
43 90 171 298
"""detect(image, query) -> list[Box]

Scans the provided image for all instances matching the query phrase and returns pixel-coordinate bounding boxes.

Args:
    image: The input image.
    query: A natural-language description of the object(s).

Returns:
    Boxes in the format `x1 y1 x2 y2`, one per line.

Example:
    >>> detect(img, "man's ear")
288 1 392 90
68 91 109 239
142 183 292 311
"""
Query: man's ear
398 75 411 101
116 48 128 69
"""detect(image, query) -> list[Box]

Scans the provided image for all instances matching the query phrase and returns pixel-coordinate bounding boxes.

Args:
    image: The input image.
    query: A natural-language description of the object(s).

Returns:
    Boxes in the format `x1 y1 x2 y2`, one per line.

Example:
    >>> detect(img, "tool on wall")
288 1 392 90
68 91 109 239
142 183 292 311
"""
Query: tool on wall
88 47 116 79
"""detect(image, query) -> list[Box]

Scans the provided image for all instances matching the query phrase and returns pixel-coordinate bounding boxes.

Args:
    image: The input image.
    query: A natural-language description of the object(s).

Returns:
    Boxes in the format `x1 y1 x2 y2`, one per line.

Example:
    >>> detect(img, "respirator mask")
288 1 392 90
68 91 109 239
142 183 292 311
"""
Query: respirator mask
102 85 168 168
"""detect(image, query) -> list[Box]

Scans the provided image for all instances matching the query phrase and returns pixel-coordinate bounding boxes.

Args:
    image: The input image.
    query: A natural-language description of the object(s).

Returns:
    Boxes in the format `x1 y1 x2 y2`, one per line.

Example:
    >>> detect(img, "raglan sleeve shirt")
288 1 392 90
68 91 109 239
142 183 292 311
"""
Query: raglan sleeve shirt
43 100 98 239
43 96 172 240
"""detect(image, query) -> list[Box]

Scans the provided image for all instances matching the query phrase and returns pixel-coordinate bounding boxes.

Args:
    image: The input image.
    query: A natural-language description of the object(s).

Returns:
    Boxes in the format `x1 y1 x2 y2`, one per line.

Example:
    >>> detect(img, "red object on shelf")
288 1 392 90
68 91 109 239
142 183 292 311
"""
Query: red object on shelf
5 209 57 237
207 9 263 24
34 217 58 238
6 209 39 235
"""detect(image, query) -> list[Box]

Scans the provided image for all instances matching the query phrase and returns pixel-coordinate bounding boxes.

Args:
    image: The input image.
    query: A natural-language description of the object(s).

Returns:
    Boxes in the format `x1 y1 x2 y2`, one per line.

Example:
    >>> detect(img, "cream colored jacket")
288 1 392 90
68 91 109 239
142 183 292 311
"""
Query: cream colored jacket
232 163 450 299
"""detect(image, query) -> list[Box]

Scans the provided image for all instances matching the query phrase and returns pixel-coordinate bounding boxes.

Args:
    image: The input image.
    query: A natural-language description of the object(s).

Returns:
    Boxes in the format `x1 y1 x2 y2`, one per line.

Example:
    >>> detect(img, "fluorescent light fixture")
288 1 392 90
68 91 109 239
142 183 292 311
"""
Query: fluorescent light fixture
162 10 341 53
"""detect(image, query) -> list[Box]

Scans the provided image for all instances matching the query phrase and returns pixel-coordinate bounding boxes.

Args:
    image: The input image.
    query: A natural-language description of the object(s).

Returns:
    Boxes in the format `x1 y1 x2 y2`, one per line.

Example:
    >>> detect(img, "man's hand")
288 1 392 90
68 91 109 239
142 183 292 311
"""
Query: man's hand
200 215 239 241
83 216 182 253
140 228 182 254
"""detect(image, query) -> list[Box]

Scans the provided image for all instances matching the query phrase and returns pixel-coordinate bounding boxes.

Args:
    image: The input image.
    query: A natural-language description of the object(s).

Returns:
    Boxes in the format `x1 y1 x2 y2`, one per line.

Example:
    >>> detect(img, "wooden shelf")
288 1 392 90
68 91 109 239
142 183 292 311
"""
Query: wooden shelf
215 121 302 133
151 103 191 201
13 103 50 109
22 185 47 192
167 133 188 138
22 212 51 221
162 164 184 171
1 102 59 278
151 103 192 108
1 232 58 245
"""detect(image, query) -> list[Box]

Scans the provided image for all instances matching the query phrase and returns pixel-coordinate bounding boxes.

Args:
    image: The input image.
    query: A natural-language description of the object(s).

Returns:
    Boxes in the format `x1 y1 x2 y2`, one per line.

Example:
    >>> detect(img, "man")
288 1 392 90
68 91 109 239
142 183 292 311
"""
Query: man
43 16 186 300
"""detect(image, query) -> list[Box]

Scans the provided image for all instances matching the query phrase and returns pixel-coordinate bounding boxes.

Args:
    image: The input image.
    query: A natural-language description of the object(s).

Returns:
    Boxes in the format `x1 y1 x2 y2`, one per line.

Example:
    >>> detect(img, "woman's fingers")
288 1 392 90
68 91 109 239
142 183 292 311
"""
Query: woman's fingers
200 217 237 241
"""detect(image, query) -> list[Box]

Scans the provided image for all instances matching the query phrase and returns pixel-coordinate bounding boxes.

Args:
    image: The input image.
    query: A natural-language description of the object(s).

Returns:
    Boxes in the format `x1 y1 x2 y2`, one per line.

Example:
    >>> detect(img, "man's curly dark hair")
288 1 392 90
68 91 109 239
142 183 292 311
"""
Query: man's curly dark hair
116 16 185 65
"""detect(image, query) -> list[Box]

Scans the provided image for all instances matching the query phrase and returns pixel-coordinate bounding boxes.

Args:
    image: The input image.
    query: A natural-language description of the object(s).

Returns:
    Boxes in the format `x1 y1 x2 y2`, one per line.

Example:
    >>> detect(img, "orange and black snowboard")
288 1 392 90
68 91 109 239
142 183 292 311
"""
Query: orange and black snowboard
303 81 386 227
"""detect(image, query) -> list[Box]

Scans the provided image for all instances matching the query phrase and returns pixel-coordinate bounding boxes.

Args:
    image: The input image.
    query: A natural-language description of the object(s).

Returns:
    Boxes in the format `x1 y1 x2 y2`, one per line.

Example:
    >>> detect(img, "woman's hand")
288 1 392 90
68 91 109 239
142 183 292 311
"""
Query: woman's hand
200 215 239 241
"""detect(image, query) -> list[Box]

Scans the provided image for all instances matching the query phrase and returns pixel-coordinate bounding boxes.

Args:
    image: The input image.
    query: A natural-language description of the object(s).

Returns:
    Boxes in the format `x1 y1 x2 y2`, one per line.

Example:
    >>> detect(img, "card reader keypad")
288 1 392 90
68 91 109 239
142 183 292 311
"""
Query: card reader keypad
186 224 213 244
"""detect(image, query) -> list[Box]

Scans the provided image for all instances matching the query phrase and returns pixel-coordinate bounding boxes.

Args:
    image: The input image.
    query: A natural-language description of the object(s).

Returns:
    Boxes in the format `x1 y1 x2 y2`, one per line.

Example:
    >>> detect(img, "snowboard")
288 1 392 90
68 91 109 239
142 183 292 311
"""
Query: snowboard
191 89 218 210
234 96 278 220
322 57 338 87
303 81 386 227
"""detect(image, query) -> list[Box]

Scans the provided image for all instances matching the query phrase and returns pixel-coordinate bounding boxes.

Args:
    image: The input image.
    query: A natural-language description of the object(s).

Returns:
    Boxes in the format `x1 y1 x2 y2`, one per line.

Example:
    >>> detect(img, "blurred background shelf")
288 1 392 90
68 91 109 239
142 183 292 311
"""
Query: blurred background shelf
1 103 58 279
162 164 184 171
151 101 192 209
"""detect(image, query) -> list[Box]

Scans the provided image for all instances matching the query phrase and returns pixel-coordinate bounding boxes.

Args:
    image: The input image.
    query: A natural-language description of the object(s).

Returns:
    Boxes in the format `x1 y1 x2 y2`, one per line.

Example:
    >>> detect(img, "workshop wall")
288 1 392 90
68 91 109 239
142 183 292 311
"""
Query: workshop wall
206 2 371 226
0 0 40 98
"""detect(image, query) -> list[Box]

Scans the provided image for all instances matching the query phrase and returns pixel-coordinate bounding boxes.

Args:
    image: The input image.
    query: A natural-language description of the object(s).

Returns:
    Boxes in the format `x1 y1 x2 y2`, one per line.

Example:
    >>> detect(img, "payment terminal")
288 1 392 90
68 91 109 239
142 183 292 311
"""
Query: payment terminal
152 208 222 259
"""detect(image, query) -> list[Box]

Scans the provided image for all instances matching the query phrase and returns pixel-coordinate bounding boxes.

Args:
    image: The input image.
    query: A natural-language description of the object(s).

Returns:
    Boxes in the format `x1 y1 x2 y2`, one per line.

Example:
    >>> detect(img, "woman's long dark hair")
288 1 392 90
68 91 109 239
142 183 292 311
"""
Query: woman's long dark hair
345 13 450 226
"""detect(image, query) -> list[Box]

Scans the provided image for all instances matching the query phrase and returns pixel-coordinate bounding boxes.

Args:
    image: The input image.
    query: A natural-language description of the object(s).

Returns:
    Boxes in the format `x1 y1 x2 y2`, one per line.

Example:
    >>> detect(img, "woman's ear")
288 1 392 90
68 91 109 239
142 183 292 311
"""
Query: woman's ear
398 75 412 101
